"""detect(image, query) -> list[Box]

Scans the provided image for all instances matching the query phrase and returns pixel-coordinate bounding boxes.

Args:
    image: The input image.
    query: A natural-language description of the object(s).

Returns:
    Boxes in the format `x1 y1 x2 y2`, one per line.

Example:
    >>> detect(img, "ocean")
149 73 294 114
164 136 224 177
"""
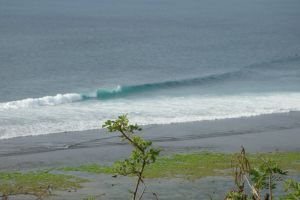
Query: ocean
1 0 300 139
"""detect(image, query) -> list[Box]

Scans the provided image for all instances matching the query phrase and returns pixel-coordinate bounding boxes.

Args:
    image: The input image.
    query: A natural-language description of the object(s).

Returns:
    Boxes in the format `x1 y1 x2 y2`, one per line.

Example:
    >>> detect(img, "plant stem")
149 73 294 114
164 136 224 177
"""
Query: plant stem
119 130 144 153
244 175 260 200
133 160 146 200
269 174 272 200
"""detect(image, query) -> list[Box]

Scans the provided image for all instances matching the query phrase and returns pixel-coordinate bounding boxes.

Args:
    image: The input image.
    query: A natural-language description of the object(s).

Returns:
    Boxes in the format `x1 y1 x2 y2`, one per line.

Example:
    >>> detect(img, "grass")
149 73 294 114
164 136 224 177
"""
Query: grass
146 152 300 179
61 164 114 174
1 152 298 198
60 152 300 179
145 152 232 179
82 196 96 200
0 171 86 199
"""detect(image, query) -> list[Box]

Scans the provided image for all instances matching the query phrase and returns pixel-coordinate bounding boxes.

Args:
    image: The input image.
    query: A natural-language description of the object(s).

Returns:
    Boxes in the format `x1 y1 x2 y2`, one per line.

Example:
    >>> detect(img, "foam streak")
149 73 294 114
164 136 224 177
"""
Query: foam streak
0 93 82 109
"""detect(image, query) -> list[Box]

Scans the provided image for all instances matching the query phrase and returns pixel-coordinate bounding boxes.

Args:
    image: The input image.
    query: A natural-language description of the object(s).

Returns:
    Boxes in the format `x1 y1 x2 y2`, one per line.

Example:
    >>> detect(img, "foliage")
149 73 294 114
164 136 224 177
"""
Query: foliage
226 147 256 200
0 171 85 200
251 159 287 199
250 159 287 191
225 191 248 200
102 115 160 200
231 147 251 189
280 179 300 200
225 147 291 200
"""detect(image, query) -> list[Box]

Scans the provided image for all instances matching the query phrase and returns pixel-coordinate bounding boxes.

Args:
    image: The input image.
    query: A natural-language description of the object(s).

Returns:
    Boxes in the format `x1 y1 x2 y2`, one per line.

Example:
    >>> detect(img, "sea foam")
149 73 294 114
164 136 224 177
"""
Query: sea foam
0 93 82 109
1 92 300 139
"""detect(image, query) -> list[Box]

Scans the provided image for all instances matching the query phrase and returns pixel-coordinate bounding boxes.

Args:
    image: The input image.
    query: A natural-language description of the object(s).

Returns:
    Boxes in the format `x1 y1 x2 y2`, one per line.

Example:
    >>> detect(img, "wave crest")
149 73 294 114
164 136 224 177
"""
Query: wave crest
2 55 300 109
78 71 247 100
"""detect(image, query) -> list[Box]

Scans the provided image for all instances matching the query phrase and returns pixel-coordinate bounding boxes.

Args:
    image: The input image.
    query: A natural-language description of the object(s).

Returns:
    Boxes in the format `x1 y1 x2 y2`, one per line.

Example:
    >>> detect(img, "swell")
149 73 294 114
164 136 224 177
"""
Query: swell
83 69 248 100
1 55 299 109
71 56 300 100
0 70 246 109
84 55 300 100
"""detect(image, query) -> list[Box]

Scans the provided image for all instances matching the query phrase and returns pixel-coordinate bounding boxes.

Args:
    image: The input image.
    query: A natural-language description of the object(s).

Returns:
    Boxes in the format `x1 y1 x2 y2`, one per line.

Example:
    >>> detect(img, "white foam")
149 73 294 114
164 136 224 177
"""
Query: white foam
1 92 300 139
0 93 82 109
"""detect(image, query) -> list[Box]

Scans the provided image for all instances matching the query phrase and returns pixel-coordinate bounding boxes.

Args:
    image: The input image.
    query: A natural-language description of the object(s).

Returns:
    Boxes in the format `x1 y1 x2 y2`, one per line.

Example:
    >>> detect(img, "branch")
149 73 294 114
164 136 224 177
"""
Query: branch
119 129 144 153
138 183 147 200
244 175 260 200
133 160 146 200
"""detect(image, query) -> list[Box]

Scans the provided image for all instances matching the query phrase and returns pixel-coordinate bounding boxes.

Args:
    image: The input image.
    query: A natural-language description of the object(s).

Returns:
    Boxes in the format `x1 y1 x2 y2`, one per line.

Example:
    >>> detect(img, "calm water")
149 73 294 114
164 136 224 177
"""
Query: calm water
1 0 300 139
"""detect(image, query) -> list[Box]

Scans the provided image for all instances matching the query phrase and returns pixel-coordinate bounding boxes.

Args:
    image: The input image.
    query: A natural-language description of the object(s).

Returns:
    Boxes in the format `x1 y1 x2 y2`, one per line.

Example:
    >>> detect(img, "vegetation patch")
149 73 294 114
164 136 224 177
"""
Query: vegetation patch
60 152 300 179
0 171 86 199
146 152 232 179
61 164 113 174
146 151 300 179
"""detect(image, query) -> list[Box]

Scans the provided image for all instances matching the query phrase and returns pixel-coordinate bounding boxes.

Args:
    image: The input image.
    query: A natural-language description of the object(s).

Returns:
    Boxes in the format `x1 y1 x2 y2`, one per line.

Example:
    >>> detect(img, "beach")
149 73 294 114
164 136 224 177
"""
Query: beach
1 111 300 171
0 111 300 199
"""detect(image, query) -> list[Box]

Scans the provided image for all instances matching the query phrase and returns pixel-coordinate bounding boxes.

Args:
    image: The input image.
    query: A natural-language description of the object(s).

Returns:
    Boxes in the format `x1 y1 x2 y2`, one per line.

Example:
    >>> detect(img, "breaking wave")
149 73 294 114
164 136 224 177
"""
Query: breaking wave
0 70 248 109
1 55 300 110
0 93 82 109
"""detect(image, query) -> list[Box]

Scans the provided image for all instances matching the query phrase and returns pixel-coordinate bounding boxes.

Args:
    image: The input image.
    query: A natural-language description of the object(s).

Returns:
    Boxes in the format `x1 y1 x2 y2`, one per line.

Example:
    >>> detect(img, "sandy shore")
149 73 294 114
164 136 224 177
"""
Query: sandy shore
0 112 300 199
0 111 300 171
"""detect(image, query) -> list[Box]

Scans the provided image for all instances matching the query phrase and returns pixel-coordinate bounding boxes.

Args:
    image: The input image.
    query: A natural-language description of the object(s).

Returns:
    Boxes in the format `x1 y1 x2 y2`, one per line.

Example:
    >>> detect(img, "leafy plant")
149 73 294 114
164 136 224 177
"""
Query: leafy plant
250 159 287 200
280 179 300 200
103 115 160 200
225 190 248 200
232 147 251 190
226 147 287 200
226 147 255 200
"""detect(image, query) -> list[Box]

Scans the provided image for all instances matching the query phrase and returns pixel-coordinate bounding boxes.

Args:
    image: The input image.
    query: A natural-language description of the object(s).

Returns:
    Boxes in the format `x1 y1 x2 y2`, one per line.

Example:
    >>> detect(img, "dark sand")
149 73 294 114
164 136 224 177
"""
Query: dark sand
0 112 300 199
1 111 300 171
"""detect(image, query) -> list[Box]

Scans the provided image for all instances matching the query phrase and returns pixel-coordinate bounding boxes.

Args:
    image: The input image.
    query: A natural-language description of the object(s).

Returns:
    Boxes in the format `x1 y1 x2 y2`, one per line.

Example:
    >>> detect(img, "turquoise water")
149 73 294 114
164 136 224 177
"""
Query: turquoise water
1 0 300 138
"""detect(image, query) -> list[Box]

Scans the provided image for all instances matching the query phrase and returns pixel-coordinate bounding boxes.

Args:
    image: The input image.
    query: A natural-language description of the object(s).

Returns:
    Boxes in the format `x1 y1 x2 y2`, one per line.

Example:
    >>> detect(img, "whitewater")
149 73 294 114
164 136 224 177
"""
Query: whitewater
1 87 300 139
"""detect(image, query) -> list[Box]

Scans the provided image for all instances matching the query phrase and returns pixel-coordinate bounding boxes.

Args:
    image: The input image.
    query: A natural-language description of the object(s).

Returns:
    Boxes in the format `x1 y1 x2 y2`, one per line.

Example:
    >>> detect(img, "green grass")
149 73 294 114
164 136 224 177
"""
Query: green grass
145 152 232 179
82 196 96 200
146 152 300 179
61 163 114 174
0 171 86 198
60 152 300 179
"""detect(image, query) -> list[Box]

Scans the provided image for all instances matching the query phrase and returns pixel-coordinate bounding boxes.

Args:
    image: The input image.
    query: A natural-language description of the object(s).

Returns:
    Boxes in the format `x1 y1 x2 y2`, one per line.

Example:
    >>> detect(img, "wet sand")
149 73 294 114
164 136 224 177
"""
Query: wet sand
0 111 300 171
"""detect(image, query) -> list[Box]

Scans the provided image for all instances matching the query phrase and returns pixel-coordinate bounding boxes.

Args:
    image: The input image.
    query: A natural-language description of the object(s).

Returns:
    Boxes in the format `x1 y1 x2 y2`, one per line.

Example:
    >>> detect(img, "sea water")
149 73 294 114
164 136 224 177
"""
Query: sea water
1 0 300 139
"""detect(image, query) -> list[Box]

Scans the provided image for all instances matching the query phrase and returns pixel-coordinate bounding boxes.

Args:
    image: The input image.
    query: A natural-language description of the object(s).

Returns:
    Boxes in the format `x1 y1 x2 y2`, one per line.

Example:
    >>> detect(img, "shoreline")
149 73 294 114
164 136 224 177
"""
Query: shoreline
1 111 300 171
1 111 300 199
